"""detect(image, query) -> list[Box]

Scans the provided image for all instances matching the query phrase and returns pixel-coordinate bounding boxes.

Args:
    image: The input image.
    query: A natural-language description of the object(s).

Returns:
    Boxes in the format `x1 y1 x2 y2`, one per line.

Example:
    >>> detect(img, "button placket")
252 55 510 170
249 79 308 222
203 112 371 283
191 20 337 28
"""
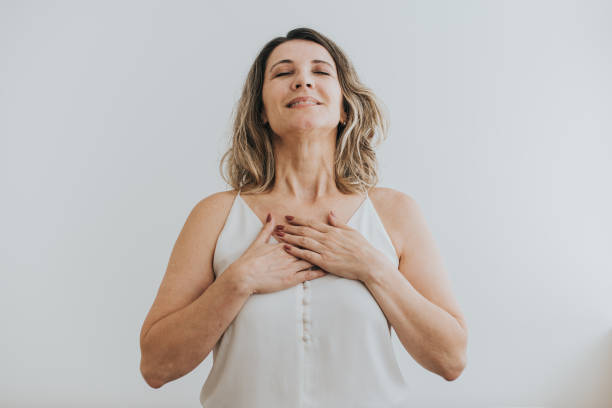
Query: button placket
301 282 312 342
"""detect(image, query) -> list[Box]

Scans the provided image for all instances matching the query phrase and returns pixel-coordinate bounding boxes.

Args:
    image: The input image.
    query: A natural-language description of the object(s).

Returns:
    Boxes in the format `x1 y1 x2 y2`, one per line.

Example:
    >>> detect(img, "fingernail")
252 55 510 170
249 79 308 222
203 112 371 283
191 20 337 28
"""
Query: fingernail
266 213 271 223
285 215 294 221
330 210 335 217
275 225 284 230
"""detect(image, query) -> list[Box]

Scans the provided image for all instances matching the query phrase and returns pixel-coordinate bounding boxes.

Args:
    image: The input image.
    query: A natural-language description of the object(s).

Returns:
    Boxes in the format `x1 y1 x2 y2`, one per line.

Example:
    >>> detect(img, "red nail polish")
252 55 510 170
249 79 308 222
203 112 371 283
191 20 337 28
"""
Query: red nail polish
285 215 294 221
266 213 271 223
283 245 291 250
276 231 285 236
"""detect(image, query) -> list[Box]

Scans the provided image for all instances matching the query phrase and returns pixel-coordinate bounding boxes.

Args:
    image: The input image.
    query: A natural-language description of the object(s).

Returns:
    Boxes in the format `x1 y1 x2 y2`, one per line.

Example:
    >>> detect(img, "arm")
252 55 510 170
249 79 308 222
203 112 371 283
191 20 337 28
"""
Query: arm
140 266 250 388
363 264 467 381
139 191 251 388
364 190 468 381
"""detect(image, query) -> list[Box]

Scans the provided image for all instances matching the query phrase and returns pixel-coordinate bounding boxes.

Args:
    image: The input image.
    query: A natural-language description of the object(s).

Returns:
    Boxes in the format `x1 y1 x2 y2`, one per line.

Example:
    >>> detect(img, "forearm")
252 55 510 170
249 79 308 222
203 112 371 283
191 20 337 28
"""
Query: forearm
363 264 467 381
140 266 251 388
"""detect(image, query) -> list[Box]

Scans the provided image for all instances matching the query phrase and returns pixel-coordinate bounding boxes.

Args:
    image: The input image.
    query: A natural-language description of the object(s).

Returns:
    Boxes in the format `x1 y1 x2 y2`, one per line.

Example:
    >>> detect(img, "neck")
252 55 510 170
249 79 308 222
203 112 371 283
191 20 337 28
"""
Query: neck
269 128 340 202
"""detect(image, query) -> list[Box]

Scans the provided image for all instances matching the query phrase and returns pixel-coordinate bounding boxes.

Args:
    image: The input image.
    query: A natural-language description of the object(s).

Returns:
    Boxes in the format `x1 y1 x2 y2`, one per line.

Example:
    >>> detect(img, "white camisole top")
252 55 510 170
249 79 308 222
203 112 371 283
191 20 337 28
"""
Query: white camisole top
200 190 411 407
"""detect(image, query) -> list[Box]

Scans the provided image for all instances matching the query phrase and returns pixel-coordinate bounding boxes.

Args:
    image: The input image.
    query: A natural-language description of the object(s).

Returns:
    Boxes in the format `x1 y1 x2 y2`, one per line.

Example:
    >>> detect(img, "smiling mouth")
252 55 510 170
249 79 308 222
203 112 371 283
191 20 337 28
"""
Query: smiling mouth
287 101 321 108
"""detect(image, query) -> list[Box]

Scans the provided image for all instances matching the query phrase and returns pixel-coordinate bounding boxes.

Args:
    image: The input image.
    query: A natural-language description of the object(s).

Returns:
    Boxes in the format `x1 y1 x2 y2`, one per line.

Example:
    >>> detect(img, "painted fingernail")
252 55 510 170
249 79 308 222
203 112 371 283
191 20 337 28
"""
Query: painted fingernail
266 213 271 223
283 244 291 251
275 225 284 230
285 215 294 221
275 231 285 236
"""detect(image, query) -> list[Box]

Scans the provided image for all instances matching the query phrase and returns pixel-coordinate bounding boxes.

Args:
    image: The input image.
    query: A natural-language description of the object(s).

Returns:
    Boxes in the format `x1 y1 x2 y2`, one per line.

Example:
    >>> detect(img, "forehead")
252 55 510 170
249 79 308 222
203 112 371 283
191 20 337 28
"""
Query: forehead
266 39 336 70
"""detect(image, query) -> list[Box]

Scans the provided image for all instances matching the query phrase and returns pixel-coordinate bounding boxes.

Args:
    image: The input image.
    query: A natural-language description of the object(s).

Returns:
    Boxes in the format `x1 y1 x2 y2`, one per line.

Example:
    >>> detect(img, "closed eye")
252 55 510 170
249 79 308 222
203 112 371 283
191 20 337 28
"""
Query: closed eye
274 71 331 77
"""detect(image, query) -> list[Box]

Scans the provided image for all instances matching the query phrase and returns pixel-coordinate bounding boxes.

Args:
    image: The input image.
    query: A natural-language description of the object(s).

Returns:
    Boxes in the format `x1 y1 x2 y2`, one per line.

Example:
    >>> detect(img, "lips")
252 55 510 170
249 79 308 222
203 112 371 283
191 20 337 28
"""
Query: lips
286 96 322 108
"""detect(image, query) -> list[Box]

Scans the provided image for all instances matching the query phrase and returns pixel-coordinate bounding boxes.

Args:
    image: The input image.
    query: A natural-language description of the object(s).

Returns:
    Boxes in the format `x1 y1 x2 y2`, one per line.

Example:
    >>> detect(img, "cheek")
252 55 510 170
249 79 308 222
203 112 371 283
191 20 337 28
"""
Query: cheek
328 85 343 109
261 87 270 108
330 94 344 115
262 86 283 113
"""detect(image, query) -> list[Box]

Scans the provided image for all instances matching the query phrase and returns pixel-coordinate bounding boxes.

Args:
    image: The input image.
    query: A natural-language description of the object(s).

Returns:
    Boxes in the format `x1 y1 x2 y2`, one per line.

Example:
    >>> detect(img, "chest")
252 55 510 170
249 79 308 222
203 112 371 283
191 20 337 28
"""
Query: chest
240 193 369 228
237 191 403 263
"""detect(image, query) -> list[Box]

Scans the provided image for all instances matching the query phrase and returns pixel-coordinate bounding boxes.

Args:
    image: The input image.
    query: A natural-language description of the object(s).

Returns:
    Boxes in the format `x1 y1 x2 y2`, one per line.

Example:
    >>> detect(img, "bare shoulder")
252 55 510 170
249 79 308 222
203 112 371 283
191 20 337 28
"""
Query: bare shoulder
184 188 239 263
183 189 241 265
368 186 418 260
368 186 415 203
182 189 240 254
192 189 239 221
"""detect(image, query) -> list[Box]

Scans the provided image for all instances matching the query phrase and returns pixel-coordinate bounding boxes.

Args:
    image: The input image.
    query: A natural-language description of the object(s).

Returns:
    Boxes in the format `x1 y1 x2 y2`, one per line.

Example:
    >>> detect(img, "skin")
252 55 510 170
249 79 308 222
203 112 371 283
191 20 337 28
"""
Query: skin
139 39 468 388
259 38 347 203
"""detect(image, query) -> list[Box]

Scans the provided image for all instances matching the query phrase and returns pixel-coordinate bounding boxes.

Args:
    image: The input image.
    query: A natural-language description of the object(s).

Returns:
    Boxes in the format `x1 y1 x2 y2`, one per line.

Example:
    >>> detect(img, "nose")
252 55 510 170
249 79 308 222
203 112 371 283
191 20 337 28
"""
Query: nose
293 81 312 89
291 71 313 90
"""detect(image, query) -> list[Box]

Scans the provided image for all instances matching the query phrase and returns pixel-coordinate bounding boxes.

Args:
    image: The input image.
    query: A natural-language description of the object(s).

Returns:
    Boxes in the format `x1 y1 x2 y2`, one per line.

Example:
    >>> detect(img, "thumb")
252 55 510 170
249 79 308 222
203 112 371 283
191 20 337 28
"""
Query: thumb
256 212 276 244
328 210 339 227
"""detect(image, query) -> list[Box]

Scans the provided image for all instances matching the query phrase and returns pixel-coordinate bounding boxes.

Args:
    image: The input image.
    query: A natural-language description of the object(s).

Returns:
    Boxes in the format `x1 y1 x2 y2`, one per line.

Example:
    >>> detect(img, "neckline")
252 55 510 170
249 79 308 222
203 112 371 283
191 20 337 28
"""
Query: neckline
237 190 369 228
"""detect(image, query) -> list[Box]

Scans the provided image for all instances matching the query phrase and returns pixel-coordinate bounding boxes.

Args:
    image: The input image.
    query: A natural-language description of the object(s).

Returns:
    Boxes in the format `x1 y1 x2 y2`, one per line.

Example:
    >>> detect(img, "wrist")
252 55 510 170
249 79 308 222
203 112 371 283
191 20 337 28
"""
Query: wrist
223 264 254 296
362 250 394 287
362 266 383 288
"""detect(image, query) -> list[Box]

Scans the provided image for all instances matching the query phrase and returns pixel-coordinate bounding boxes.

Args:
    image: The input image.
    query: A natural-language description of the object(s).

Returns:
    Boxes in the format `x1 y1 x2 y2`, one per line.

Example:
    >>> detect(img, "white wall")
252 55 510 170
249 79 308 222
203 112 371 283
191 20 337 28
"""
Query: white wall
1 1 610 407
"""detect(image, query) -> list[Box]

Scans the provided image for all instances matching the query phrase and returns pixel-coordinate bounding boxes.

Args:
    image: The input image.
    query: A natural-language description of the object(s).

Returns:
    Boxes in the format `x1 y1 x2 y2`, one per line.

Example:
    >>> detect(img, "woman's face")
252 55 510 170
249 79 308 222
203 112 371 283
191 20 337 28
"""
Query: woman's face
261 39 346 137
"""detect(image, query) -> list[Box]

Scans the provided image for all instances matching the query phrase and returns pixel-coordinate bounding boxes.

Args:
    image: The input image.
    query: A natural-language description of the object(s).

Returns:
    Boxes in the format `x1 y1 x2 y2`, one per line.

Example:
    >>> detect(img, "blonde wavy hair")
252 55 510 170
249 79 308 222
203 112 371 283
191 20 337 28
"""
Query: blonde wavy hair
219 27 389 194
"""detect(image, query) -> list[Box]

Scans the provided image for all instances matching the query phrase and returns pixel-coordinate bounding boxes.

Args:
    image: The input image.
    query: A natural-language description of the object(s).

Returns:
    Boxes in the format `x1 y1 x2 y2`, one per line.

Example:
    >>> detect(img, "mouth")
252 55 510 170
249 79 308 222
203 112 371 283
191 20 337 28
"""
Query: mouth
287 102 321 109
286 97 322 108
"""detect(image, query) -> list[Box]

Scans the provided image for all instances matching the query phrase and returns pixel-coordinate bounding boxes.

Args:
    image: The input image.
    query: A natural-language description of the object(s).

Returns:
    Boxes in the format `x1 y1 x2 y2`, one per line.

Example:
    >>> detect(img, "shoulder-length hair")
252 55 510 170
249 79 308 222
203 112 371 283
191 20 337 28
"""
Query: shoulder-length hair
219 27 389 194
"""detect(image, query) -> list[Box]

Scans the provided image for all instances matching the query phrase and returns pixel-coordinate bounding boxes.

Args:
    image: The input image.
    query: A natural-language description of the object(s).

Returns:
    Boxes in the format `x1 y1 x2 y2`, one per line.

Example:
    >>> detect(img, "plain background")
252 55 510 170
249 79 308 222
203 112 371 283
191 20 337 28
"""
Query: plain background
1 1 611 407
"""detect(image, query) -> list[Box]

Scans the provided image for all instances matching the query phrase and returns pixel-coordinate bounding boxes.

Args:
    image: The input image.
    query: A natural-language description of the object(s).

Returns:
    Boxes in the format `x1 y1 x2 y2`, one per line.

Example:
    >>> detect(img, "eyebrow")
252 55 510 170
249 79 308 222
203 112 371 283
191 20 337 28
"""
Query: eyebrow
269 59 334 72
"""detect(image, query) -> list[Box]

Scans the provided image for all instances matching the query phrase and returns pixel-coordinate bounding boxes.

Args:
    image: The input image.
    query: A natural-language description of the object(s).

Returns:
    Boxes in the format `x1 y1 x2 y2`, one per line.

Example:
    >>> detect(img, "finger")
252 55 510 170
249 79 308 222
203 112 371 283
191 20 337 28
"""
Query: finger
295 269 328 284
256 212 276 244
277 224 326 242
282 244 324 266
328 209 348 229
291 259 315 271
284 215 332 233
275 231 325 254
328 210 338 227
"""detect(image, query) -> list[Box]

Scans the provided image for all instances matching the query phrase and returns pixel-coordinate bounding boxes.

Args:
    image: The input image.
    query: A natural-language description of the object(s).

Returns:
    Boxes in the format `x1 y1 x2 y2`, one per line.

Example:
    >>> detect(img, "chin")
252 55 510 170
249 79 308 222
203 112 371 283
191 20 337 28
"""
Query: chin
289 120 336 132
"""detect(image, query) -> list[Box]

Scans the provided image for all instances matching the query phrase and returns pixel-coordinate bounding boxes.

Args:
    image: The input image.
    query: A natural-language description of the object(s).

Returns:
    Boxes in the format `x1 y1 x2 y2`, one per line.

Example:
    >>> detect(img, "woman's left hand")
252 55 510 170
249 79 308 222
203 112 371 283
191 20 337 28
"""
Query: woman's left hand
273 211 391 282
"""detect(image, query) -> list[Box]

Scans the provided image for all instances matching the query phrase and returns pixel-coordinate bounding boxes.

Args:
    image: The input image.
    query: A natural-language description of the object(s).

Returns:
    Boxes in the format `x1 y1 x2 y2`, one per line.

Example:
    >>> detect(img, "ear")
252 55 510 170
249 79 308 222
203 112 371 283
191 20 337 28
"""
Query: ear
261 111 268 125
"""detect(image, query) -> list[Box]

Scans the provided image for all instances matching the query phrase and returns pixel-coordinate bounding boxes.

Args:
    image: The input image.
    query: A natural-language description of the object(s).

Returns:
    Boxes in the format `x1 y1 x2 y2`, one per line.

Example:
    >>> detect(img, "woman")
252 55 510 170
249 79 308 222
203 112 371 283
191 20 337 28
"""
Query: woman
139 27 468 407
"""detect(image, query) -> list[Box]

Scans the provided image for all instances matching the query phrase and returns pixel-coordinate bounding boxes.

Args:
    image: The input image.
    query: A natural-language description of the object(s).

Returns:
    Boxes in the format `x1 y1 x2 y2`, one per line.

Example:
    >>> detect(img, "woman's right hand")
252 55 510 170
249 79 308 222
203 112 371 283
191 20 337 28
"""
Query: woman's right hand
229 213 328 295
